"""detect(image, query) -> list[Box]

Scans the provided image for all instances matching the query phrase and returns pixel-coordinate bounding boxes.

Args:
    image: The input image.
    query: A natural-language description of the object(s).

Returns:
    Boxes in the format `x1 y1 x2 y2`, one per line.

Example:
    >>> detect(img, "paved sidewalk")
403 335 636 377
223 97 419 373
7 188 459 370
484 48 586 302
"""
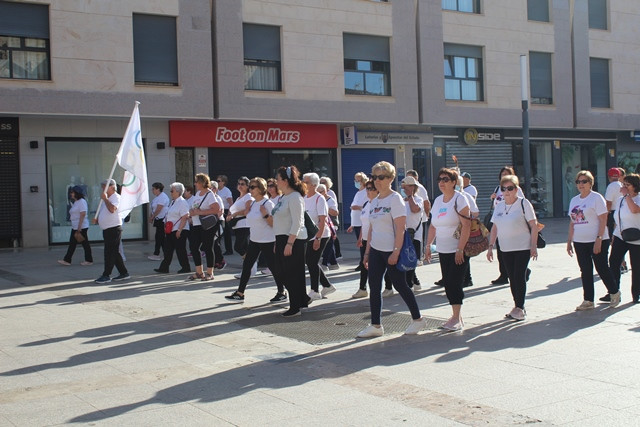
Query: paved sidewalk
1 218 639 426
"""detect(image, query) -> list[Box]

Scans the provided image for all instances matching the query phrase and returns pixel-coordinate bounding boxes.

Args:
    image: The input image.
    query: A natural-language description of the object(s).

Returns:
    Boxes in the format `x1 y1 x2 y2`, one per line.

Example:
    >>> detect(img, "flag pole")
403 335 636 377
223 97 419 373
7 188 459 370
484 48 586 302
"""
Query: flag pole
94 101 141 220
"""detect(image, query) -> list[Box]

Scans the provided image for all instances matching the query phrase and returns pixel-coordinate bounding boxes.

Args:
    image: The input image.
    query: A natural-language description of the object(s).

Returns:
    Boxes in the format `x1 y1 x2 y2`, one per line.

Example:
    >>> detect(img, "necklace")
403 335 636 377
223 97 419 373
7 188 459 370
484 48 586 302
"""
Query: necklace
504 201 516 215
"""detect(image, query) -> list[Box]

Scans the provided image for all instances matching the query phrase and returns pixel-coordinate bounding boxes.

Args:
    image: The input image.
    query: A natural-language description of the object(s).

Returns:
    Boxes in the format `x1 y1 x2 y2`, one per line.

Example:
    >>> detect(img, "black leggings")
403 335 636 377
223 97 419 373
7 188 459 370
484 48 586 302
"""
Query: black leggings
496 239 508 279
574 240 617 301
190 225 215 268
609 236 640 300
502 250 531 309
153 219 165 256
438 252 468 305
63 228 92 263
237 241 284 294
306 237 331 292
234 227 250 256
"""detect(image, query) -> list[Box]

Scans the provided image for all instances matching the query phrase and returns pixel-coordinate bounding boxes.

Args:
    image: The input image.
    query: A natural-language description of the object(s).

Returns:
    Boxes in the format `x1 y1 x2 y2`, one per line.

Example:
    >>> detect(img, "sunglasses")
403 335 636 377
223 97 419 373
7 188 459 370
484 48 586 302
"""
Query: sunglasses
436 176 452 183
370 174 390 181
248 185 258 190
501 185 516 192
575 179 590 185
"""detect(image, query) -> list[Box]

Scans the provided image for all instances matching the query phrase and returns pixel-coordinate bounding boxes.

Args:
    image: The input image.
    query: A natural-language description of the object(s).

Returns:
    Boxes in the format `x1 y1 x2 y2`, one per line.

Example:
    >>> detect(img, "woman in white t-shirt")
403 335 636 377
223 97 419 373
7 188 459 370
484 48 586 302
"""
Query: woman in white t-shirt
348 172 369 243
303 173 335 301
227 176 254 257
426 168 471 331
567 170 619 310
357 161 427 338
58 186 93 266
188 173 220 282
225 177 286 303
320 176 342 259
487 175 538 321
318 184 340 269
154 182 191 274
400 176 424 292
610 173 640 304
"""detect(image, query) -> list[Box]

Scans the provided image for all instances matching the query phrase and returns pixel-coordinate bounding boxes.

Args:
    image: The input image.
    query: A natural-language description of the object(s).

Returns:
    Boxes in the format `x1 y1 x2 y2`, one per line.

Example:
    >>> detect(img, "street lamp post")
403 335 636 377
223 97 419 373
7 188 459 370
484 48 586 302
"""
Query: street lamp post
520 54 532 199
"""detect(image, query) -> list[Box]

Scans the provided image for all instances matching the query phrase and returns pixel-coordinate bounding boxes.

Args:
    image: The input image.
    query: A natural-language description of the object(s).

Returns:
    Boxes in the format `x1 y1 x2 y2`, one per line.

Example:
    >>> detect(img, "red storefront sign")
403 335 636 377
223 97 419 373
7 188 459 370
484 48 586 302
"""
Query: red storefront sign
170 121 338 149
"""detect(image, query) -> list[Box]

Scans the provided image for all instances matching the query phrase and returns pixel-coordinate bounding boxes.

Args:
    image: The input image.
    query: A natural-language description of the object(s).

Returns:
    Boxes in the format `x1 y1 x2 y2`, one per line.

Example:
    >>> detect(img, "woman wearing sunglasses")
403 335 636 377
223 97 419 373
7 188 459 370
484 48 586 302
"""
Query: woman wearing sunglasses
187 173 220 281
227 176 253 259
567 171 619 310
487 175 538 321
609 173 640 304
426 168 471 331
358 161 427 338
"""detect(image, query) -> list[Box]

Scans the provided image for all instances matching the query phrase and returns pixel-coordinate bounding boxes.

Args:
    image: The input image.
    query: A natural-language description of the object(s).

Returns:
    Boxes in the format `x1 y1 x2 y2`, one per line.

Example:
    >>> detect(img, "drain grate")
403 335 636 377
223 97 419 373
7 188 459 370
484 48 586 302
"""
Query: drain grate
235 304 444 345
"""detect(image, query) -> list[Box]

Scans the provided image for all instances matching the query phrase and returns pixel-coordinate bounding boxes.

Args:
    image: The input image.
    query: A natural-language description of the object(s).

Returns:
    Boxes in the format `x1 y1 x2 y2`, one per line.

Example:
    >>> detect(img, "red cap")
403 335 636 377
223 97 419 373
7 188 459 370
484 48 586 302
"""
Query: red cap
608 167 620 177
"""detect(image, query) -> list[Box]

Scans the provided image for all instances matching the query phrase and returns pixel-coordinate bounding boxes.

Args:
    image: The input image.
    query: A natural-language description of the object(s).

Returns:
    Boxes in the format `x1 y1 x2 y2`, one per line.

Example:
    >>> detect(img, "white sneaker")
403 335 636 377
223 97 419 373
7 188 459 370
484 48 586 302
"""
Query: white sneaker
575 300 595 311
57 260 71 266
357 324 384 338
308 290 323 301
412 284 422 293
404 317 427 335
328 264 340 270
417 260 424 266
381 289 394 298
352 289 368 299
609 291 621 308
320 265 329 271
260 268 272 276
147 255 163 261
321 285 336 297
507 307 526 321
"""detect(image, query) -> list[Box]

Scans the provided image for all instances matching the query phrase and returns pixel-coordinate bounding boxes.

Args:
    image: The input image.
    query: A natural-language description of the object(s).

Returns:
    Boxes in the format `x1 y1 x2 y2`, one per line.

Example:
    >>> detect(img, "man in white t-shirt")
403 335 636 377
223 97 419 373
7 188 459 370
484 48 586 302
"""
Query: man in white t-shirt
406 170 431 260
604 167 623 237
461 172 477 199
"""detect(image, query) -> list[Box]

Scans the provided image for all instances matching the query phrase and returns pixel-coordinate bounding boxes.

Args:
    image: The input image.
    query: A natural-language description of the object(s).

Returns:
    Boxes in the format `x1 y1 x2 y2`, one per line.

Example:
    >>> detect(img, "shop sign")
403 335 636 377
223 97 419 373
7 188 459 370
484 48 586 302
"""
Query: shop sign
169 121 337 149
461 128 503 145
0 117 18 136
354 131 433 145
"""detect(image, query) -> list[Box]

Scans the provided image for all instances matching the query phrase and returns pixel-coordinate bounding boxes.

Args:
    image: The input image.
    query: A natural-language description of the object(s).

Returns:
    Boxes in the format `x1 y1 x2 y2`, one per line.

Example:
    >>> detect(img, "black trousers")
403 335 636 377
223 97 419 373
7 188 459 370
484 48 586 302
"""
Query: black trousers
306 237 331 292
496 239 508 279
153 218 165 256
438 252 468 305
223 209 233 252
159 230 191 272
190 225 215 268
234 227 250 256
502 250 531 309
63 228 92 263
102 226 127 277
273 235 307 311
237 241 284 294
574 240 617 301
609 236 640 300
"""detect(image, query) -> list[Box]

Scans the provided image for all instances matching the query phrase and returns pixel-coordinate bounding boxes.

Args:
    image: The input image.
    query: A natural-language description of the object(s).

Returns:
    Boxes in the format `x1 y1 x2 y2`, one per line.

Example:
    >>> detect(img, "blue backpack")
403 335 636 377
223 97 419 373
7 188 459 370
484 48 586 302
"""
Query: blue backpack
396 230 418 272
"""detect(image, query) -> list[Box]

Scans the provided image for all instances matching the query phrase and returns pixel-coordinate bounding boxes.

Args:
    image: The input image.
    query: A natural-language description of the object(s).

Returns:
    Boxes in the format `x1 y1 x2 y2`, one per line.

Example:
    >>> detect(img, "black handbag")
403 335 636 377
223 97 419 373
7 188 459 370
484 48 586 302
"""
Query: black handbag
483 208 494 232
618 197 640 241
521 199 545 249
304 211 319 239
200 214 218 230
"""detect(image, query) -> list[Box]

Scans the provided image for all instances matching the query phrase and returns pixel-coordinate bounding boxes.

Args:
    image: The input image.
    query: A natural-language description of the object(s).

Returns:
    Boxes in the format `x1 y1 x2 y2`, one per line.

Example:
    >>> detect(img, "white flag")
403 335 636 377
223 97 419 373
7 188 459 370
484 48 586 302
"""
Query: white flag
116 102 149 220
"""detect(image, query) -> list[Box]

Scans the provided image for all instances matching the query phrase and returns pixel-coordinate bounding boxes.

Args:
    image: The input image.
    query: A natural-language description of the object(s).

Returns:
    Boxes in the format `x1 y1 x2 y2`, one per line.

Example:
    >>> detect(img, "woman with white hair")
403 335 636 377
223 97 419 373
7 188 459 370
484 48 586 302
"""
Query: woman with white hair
320 176 342 258
400 176 424 292
154 182 191 274
303 172 336 300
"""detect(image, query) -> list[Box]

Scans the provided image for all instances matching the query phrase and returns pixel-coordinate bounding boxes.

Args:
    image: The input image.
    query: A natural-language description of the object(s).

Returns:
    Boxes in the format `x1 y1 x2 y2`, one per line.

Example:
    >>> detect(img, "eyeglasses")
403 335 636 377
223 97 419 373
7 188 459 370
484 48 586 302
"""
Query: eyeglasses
436 176 452 183
248 185 258 190
237 182 246 186
370 174 390 181
501 185 516 192
575 179 590 185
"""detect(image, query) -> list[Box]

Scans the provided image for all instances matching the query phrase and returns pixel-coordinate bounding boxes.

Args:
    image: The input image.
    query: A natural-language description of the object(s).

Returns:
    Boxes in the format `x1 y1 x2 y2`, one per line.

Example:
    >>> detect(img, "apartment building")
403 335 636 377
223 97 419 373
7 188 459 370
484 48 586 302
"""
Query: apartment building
1 0 639 247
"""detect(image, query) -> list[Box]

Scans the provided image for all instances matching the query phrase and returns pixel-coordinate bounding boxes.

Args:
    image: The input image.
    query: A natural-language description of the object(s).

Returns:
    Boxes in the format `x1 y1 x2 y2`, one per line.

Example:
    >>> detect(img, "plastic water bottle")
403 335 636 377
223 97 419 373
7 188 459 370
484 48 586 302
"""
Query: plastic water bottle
430 244 437 253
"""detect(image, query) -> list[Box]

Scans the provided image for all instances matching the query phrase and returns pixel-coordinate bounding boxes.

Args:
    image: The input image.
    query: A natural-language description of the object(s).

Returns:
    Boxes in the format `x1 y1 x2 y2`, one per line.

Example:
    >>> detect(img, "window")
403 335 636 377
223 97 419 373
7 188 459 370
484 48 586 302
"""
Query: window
343 33 391 96
527 0 550 22
133 14 178 86
590 57 610 108
444 43 483 101
0 1 50 80
243 24 281 91
588 0 607 30
529 52 552 105
442 0 481 13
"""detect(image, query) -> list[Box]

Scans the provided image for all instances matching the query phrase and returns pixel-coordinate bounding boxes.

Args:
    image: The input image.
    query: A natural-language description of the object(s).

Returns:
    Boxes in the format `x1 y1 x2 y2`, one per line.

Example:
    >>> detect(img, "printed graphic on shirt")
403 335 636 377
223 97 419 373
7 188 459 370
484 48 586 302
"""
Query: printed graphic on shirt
271 200 283 215
370 206 391 215
570 205 587 224
437 207 448 218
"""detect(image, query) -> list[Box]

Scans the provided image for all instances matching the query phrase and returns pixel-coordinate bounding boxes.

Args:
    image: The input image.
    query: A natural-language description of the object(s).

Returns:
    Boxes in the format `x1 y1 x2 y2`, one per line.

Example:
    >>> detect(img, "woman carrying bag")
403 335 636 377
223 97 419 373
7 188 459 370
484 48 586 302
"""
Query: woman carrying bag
58 186 93 266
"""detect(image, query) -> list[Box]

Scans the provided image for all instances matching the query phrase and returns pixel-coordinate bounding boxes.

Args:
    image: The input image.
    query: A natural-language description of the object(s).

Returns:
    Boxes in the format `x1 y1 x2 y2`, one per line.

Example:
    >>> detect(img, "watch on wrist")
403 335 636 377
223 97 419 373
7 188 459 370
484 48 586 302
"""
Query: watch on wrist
596 235 603 240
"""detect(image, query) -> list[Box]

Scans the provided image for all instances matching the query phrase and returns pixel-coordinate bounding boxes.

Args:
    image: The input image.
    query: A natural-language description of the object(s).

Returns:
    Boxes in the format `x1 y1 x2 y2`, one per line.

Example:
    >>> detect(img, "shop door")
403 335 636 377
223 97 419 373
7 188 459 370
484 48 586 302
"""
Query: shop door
209 148 270 199
445 141 513 216
561 143 606 215
0 137 21 246
341 148 395 227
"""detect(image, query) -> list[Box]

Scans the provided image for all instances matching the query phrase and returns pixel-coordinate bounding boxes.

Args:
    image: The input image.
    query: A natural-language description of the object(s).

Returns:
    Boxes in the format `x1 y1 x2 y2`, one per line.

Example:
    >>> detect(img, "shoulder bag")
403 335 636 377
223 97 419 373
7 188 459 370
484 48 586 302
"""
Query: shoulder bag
397 230 418 272
521 199 546 248
198 192 219 230
453 196 490 257
618 197 640 241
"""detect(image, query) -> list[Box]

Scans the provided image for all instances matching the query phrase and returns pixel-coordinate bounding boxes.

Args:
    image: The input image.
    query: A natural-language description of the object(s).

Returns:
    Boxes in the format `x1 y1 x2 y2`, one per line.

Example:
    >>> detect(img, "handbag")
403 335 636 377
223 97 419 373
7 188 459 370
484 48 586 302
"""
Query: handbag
453 197 490 257
483 208 494 232
521 199 546 248
618 197 640 241
74 231 85 243
228 215 245 227
200 214 218 230
164 221 174 234
396 230 418 272
304 211 319 238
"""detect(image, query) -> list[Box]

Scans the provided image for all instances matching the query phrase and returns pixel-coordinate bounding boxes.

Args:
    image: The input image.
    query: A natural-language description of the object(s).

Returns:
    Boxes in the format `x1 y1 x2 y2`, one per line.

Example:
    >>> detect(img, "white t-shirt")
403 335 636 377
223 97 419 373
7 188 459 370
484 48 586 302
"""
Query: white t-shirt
569 191 609 243
368 192 406 252
462 191 479 215
326 195 338 213
150 191 170 220
69 198 89 230
431 192 469 254
405 195 424 243
416 183 429 223
165 197 190 232
493 185 525 208
247 198 275 243
97 192 122 230
491 197 537 252
350 188 368 226
229 193 253 229
305 193 331 239
213 193 225 220
604 181 622 208
464 184 478 199
327 189 337 201
218 186 233 210
613 195 640 244
189 190 218 227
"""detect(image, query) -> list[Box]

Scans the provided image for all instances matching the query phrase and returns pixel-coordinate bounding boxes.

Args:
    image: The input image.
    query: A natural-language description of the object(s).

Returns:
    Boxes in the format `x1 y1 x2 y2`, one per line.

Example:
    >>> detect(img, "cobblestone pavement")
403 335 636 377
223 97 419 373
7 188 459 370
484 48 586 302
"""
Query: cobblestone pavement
1 218 639 426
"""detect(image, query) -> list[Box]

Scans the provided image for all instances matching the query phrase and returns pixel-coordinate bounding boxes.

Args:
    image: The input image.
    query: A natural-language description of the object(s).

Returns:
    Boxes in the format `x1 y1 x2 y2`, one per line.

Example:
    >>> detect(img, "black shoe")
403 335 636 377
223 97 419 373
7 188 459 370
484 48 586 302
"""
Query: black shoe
113 273 130 281
177 268 191 274
434 279 444 287
281 308 301 317
223 251 234 256
599 294 611 302
463 280 473 288
225 292 244 303
154 268 169 274
525 268 531 282
269 292 288 303
633 295 639 304
491 277 509 285
354 265 362 272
